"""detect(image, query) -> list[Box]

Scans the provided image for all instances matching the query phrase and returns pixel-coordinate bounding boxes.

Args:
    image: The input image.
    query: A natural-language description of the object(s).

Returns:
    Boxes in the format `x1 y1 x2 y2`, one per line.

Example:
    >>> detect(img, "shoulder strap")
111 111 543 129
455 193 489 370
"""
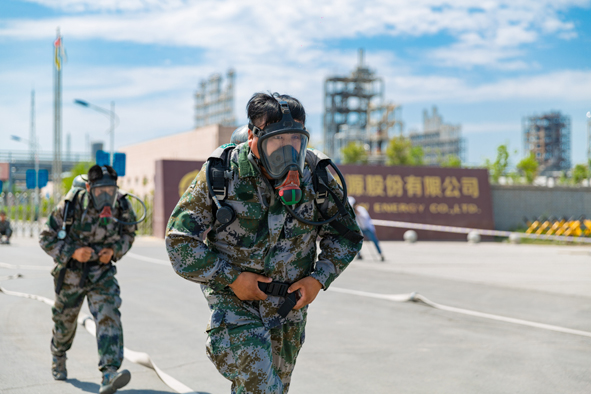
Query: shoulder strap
63 189 83 236
307 150 364 244
208 145 236 221
315 183 364 243
307 149 331 205
117 192 131 212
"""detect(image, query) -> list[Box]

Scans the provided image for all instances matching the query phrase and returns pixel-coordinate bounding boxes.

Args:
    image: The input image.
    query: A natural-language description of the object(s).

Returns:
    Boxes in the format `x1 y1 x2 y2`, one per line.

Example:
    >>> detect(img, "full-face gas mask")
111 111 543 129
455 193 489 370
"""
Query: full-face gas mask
88 166 118 220
249 101 309 205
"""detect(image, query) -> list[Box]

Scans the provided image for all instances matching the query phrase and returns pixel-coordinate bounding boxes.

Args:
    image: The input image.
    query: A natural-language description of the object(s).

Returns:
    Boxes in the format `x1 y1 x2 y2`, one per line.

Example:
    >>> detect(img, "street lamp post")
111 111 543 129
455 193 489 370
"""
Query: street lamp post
74 99 119 164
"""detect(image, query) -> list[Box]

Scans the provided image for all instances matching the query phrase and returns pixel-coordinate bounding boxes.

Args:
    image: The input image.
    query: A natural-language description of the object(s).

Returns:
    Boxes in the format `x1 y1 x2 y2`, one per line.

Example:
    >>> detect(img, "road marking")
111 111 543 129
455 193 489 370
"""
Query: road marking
126 252 170 266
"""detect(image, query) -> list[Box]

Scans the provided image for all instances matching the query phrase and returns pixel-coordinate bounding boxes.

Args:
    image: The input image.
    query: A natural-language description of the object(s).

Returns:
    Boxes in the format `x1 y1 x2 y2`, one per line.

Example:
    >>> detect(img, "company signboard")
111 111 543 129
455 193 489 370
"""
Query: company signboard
338 165 494 240
153 159 494 240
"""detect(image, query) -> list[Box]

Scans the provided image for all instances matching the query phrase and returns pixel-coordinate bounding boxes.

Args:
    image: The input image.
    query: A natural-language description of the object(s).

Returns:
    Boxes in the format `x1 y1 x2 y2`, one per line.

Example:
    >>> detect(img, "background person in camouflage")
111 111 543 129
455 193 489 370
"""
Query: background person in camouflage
39 165 136 394
0 210 12 244
166 92 362 394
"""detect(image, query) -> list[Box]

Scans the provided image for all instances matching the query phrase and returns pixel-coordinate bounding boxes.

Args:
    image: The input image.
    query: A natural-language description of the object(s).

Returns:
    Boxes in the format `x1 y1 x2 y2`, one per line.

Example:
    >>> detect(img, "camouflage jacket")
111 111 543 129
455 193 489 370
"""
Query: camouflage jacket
0 219 11 233
39 189 137 276
166 144 362 329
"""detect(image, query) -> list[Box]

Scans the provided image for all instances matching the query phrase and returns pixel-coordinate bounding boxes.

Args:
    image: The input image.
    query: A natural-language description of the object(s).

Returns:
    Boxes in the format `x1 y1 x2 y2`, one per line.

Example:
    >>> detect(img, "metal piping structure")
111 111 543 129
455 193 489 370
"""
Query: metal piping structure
195 69 236 128
409 106 465 165
523 111 571 175
324 49 400 162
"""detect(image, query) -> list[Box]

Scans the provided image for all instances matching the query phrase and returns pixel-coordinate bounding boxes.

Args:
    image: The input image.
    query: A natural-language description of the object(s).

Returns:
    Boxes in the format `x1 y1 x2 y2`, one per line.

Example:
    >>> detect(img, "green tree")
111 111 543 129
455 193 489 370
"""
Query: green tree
572 163 589 185
386 136 424 166
341 142 368 164
439 154 462 168
516 152 539 184
62 162 93 191
558 170 572 186
484 144 510 183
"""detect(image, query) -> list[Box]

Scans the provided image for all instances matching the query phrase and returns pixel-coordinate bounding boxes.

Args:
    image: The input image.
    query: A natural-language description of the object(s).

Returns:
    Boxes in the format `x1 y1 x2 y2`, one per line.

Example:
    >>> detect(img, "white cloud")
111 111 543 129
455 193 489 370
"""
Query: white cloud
2 0 590 159
3 0 587 69
387 70 591 104
3 59 591 150
20 0 186 13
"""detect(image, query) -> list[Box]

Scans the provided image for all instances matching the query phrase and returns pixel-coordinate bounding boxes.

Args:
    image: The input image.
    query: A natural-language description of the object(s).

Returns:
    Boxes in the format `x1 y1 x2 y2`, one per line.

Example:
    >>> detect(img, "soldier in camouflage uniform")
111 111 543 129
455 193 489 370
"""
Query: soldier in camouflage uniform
166 93 362 394
39 165 136 394
0 210 12 244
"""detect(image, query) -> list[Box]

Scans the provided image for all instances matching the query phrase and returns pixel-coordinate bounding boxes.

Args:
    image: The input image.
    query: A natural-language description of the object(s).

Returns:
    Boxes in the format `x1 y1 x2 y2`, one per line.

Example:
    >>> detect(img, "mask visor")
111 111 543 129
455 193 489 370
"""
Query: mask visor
90 185 118 211
260 132 308 179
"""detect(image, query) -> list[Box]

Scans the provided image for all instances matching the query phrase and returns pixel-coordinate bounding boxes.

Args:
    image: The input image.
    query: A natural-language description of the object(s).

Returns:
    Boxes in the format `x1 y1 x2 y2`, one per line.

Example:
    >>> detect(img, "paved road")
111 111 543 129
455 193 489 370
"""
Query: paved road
1 237 590 394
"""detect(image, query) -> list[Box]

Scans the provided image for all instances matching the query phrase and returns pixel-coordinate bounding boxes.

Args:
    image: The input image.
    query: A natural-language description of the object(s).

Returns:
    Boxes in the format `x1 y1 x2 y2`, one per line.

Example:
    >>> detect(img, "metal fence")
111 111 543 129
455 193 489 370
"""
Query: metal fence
0 191 153 238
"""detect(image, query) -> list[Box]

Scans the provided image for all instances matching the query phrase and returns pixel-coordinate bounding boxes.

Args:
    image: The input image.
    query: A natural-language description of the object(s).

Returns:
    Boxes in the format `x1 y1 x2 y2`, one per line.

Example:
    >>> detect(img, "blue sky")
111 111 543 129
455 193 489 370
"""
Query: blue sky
1 0 590 167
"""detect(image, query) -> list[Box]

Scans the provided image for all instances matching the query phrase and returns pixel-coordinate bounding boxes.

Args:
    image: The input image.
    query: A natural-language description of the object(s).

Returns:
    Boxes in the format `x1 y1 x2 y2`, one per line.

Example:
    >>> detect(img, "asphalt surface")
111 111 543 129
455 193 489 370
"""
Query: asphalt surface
1 236 590 394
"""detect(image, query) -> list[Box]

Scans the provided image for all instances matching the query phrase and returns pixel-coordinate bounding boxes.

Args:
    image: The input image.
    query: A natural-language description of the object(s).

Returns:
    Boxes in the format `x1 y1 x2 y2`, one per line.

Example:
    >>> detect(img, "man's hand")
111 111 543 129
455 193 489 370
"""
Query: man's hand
72 247 93 263
288 277 323 310
98 248 114 264
229 272 272 301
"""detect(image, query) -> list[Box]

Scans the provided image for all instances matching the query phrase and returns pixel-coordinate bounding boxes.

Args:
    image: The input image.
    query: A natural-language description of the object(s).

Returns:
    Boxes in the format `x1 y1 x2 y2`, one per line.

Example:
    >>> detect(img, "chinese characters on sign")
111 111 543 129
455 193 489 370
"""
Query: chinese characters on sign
346 174 480 199
338 165 494 240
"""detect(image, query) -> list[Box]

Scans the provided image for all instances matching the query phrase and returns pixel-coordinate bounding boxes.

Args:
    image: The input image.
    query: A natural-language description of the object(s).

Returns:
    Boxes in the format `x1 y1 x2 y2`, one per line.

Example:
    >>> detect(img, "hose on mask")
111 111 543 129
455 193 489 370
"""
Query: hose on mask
111 193 147 226
284 160 349 226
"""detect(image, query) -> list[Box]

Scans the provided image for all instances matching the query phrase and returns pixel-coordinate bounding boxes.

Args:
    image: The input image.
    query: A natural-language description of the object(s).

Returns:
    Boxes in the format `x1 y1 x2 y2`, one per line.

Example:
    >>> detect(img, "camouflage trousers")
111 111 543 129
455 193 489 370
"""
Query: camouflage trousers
51 262 123 372
206 320 306 394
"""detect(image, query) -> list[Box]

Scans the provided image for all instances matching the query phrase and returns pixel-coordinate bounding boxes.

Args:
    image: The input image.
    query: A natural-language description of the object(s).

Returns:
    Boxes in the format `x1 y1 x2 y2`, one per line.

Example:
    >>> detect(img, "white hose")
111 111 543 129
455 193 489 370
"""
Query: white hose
0 272 198 394
112 255 591 340
78 315 196 394
330 287 591 339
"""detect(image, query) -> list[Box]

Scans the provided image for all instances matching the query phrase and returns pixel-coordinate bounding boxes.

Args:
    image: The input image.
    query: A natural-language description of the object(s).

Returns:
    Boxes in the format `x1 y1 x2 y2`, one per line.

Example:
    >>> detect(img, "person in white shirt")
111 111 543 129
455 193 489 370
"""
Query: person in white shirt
348 197 385 261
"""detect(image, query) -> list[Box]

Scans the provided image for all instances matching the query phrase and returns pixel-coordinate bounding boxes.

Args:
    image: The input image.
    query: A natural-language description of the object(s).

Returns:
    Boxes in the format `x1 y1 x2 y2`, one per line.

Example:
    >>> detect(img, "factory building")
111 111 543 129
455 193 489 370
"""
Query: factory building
523 111 571 174
323 49 402 164
409 106 465 165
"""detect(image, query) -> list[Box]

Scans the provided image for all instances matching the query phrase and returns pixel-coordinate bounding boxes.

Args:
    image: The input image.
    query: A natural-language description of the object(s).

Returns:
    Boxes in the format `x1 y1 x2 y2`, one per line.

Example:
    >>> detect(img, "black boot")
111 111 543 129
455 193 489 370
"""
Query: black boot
51 355 67 380
100 369 131 394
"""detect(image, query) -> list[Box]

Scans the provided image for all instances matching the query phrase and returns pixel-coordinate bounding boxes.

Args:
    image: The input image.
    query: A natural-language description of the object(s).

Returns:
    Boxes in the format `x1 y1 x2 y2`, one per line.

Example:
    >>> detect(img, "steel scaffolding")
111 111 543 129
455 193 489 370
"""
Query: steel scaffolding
409 106 465 165
323 49 391 161
523 111 571 174
194 69 235 128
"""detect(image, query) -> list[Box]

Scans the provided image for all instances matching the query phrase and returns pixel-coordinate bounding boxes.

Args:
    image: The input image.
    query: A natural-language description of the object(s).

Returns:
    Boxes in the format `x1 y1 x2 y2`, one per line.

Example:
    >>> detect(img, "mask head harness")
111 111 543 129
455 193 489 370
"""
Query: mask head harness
249 101 310 205
88 165 118 222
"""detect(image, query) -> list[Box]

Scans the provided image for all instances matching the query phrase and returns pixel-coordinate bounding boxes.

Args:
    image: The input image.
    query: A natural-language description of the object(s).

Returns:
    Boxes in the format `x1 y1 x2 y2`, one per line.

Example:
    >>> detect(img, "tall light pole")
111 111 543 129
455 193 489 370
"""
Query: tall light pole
74 99 119 164
53 28 64 202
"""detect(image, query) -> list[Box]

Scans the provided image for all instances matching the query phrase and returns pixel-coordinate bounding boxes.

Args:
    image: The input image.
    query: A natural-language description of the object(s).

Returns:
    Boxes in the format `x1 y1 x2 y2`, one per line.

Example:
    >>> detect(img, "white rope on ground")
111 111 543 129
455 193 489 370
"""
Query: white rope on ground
371 219 591 244
0 275 198 394
126 252 170 266
78 315 196 394
330 287 591 339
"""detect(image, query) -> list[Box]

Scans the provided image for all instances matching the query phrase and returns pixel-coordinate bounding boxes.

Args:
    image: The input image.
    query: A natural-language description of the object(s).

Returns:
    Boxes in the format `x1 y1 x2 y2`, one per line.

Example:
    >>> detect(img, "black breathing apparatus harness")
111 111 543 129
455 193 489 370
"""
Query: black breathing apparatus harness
57 179 147 241
205 144 363 244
